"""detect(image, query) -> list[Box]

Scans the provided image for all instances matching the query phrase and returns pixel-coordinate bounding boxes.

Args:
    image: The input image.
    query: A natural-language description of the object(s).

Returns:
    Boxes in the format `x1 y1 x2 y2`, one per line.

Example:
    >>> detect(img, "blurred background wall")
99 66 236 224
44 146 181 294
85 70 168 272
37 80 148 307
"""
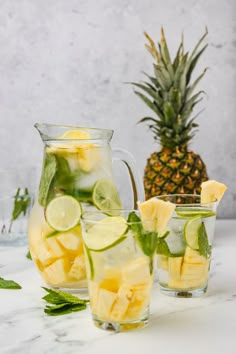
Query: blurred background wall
0 0 235 217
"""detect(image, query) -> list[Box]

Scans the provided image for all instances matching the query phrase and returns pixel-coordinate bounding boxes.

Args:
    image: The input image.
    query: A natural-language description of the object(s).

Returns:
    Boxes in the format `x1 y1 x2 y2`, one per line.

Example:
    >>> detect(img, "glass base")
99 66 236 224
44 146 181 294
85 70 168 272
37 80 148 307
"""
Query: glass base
93 316 149 332
160 284 208 298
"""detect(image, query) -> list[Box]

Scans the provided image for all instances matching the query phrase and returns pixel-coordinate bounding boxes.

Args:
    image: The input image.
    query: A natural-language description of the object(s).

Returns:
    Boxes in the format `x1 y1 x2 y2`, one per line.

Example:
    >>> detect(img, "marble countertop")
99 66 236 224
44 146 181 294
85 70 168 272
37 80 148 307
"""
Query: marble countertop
0 219 236 354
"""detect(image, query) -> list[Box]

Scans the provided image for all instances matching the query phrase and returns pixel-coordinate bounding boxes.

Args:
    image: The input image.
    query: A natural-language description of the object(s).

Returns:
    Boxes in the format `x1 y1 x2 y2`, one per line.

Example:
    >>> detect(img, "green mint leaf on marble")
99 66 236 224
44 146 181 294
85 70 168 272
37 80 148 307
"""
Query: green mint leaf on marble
198 222 211 258
42 287 89 316
38 154 57 206
0 277 21 289
44 302 87 316
26 250 32 260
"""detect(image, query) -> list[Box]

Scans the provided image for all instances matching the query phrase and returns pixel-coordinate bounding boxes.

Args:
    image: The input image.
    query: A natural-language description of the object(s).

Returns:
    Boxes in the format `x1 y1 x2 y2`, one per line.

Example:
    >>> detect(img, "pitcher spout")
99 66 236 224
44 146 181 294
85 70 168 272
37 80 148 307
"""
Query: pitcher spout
34 123 114 143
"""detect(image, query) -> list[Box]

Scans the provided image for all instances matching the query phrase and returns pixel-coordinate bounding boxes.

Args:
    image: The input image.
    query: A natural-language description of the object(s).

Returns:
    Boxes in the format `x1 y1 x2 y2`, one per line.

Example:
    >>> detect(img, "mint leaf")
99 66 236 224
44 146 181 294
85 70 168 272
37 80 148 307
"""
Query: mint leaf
156 237 171 256
38 154 57 206
7 188 31 233
198 222 211 258
42 287 89 316
12 188 30 220
44 302 87 316
127 211 158 257
42 287 88 305
0 277 21 289
26 250 32 260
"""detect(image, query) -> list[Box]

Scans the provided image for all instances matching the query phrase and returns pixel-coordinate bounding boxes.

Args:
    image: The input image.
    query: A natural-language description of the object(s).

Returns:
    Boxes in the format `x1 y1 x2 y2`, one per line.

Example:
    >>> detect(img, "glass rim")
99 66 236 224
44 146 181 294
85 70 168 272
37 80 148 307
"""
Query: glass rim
34 123 114 143
82 209 154 224
155 194 218 207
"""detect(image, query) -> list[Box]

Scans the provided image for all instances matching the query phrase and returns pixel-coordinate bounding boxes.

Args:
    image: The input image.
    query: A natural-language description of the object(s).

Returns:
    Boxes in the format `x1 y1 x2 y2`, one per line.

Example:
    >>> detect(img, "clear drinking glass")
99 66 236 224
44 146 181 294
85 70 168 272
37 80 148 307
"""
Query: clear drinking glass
81 210 155 332
0 168 35 246
155 194 217 297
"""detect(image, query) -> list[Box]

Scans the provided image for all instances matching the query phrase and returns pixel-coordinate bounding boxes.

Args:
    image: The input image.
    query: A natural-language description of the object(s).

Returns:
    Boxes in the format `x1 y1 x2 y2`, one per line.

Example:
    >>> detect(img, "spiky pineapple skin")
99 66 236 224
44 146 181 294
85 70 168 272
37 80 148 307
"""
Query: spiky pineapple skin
144 148 208 199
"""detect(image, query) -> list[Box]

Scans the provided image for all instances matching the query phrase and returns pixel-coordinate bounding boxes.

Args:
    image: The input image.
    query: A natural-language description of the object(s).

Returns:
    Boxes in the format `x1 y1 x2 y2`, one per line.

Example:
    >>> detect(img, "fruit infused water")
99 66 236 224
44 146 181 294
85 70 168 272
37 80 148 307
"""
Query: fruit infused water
28 124 143 290
81 211 156 331
155 194 217 297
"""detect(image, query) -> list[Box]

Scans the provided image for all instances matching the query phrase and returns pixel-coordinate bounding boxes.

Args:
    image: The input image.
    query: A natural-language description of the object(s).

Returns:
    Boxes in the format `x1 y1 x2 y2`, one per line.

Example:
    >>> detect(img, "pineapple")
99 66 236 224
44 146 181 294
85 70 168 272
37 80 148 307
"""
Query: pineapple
132 28 209 199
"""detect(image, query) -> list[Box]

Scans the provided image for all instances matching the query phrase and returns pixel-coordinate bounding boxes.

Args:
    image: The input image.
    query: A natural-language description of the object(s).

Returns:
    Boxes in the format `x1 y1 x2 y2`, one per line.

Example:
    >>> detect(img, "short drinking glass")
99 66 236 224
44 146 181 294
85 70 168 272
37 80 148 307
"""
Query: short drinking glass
81 210 155 332
155 194 217 297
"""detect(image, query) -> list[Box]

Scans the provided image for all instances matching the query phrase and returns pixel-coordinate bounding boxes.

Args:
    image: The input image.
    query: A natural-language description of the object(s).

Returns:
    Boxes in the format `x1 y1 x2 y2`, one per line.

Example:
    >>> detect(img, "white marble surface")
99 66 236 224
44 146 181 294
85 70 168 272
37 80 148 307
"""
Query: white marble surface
0 1 235 217
0 219 236 354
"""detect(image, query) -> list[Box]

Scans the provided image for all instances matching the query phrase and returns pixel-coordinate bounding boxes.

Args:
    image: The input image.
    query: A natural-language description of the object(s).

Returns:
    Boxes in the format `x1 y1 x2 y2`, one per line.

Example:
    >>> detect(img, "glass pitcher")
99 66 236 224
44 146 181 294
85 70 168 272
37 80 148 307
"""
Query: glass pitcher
28 123 144 291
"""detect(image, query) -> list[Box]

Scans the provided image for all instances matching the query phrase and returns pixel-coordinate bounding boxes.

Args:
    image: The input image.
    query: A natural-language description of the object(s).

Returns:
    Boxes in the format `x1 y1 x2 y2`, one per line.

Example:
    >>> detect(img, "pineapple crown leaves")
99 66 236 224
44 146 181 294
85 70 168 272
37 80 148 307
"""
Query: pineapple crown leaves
132 27 208 150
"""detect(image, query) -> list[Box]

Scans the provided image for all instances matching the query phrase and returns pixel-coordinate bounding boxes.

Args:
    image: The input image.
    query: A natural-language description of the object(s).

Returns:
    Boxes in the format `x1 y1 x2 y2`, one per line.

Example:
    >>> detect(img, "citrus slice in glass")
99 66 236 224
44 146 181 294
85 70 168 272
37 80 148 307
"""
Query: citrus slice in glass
45 195 82 231
84 216 127 252
184 216 202 250
176 208 216 218
92 179 122 215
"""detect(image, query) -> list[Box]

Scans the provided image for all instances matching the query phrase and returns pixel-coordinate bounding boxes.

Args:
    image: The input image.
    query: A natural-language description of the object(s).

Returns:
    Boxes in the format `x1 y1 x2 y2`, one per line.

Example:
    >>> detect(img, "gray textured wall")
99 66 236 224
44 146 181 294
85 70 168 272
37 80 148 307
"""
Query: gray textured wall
0 0 235 217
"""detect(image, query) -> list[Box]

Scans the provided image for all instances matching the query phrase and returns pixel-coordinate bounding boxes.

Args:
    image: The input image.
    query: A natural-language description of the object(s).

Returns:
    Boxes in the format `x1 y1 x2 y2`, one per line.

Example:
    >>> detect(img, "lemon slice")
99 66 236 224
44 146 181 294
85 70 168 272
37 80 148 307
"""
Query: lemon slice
45 195 82 231
84 216 127 252
92 179 122 215
184 217 202 250
59 129 91 140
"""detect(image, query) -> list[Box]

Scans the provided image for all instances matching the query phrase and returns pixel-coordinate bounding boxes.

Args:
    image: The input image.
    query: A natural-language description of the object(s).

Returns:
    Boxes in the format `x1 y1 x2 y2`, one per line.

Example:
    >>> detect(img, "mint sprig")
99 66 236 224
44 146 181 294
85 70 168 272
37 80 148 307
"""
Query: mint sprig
42 287 89 316
6 187 31 233
26 250 32 260
156 237 172 256
0 277 21 289
198 222 211 258
128 211 158 258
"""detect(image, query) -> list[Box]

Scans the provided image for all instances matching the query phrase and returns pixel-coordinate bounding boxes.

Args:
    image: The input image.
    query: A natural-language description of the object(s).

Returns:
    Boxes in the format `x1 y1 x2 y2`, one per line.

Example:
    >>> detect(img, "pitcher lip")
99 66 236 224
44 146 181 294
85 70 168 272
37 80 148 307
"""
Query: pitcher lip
34 123 114 142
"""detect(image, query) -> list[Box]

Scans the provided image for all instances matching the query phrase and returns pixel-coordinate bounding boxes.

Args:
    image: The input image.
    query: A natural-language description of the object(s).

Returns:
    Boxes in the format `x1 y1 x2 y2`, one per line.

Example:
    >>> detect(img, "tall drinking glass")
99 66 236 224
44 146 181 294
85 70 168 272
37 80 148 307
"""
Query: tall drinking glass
81 210 155 331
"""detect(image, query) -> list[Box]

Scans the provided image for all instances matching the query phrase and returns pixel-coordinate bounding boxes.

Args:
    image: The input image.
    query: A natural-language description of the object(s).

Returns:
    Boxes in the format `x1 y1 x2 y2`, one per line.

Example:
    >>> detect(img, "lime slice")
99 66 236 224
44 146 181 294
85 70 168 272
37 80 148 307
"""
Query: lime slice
45 195 82 231
176 208 216 218
92 179 122 215
184 217 202 250
84 216 127 252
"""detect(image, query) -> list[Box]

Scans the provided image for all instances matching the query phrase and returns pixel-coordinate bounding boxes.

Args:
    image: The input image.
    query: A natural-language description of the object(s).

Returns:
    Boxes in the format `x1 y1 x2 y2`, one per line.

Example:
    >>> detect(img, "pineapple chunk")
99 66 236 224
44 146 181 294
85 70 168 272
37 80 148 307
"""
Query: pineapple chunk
169 277 207 290
96 288 117 321
157 255 169 270
168 257 183 280
99 267 122 292
181 262 208 281
122 257 150 285
57 228 82 251
138 197 175 232
68 255 86 280
184 246 206 264
201 180 227 203
78 146 101 172
43 258 69 285
110 285 132 322
45 237 64 257
89 281 100 313
31 240 55 266
126 283 151 319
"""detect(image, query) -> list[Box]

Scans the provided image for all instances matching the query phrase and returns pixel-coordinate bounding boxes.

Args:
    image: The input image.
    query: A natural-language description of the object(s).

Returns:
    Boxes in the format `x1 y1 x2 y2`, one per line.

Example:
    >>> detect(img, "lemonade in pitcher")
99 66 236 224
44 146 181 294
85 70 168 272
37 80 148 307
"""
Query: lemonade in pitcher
28 124 143 290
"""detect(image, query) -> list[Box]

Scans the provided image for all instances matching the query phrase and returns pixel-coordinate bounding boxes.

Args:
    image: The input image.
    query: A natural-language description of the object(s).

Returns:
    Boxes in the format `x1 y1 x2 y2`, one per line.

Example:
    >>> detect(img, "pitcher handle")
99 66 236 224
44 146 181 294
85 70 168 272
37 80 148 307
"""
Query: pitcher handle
112 147 145 209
